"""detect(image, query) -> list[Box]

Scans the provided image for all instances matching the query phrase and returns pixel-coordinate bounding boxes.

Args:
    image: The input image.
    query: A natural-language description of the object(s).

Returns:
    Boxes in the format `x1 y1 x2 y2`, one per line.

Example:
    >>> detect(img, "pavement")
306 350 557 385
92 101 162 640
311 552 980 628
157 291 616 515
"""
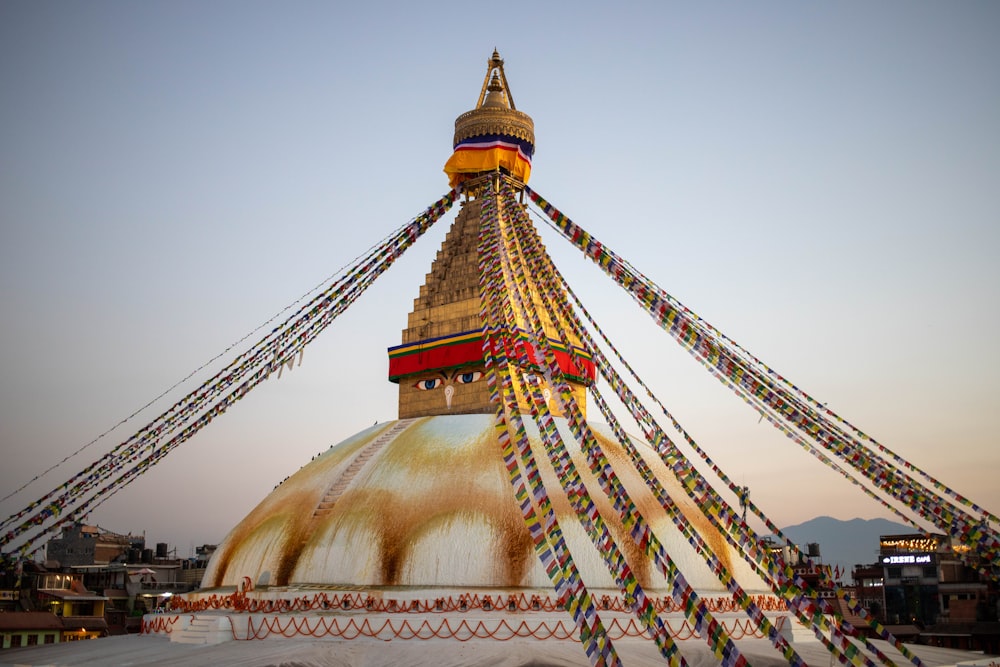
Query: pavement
0 635 995 667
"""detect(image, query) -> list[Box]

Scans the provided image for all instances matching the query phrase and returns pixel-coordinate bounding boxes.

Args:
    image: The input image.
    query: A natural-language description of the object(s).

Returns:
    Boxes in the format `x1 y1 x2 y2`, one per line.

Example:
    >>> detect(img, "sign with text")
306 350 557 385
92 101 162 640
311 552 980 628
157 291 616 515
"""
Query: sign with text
882 554 932 565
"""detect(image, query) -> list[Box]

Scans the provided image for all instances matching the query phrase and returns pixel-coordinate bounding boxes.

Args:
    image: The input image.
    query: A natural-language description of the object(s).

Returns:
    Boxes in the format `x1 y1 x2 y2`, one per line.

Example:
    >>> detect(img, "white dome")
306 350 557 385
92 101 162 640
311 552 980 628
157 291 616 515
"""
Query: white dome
203 414 767 594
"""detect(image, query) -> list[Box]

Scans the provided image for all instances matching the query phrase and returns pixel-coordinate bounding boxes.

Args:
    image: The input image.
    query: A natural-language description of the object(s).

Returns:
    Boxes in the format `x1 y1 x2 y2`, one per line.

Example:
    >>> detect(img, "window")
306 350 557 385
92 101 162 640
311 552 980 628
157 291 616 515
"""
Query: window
10 634 22 648
44 634 55 644
887 567 902 578
27 634 38 646
923 566 937 578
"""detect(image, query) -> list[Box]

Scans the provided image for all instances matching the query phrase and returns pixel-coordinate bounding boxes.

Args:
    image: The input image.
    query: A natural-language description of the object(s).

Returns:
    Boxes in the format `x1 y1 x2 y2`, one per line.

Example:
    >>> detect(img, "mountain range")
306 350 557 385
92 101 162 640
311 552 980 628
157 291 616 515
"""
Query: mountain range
777 516 910 575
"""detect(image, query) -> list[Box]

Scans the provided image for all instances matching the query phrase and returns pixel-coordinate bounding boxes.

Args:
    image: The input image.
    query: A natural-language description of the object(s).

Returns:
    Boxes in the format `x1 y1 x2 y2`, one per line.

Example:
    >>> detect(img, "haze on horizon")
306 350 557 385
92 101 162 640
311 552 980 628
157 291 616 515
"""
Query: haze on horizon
1 2 997 556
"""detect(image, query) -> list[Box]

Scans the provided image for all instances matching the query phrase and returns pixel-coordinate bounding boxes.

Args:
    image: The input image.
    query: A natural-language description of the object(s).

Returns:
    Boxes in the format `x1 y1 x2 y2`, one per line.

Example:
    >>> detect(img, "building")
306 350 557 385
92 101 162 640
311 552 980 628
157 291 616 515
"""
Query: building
923 536 999 653
45 524 144 568
0 531 204 647
0 563 108 648
33 571 108 640
936 543 994 625
880 533 943 626
847 562 885 623
847 531 999 652
0 612 63 649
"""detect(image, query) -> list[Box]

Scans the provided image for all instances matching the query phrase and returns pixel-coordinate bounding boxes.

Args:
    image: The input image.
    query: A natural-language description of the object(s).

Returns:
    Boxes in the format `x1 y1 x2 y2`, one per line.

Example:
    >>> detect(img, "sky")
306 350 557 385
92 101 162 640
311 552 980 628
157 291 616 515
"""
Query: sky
1 2 998 559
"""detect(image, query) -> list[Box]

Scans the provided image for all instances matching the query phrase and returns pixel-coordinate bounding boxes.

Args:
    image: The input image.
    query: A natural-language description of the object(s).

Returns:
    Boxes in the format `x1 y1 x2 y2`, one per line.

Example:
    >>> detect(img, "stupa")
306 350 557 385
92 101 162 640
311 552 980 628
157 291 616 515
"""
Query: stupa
151 51 792 662
5 47 994 667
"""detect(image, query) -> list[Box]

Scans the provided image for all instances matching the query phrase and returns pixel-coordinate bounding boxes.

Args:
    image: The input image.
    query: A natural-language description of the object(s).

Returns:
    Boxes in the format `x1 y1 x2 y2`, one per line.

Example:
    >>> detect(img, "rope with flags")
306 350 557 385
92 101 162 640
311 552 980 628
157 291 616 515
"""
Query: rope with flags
488 180 755 667
516 184 952 666
0 190 458 558
508 190 809 667
486 181 691 667
477 182 621 667
542 251 924 667
503 182 876 667
479 178 965 667
524 185 999 573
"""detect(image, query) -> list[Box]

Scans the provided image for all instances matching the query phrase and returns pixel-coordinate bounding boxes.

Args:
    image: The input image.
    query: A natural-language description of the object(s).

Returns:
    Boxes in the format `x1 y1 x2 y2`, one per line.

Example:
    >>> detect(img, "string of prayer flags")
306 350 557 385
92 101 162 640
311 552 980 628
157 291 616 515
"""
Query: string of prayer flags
477 185 621 667
1 190 458 557
524 186 998 571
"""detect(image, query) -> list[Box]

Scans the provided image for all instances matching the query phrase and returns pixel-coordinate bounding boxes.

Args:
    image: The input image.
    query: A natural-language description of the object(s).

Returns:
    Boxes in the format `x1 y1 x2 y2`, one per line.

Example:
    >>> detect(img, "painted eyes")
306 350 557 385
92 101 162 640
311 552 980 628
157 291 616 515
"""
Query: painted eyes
412 371 482 391
414 378 445 391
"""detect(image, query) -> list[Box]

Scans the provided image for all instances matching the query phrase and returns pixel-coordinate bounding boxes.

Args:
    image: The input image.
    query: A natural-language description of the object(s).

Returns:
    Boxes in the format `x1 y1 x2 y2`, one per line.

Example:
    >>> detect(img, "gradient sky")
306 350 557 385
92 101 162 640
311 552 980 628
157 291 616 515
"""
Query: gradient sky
1 2 997 559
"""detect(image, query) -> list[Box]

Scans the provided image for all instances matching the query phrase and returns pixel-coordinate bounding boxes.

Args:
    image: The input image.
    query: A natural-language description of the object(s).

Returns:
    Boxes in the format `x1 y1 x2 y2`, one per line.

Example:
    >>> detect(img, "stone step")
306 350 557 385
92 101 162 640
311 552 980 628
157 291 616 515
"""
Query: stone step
308 419 417 519
170 616 231 645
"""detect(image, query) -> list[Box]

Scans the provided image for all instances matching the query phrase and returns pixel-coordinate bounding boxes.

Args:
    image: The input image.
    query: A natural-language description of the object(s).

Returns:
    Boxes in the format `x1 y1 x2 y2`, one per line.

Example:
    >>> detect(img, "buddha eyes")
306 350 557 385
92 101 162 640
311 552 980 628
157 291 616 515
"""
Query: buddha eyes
414 378 445 390
455 371 482 384
412 371 483 390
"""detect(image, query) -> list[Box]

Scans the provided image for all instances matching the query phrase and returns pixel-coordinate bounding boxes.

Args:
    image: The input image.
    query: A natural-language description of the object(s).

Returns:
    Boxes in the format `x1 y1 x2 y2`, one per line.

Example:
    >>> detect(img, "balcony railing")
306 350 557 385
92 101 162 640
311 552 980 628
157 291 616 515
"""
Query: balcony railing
138 581 194 593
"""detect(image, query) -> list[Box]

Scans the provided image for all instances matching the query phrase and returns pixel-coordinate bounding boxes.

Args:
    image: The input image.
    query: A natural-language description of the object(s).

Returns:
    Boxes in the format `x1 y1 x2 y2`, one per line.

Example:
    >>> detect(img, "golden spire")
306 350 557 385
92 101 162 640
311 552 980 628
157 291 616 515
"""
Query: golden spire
448 51 535 181
476 49 516 110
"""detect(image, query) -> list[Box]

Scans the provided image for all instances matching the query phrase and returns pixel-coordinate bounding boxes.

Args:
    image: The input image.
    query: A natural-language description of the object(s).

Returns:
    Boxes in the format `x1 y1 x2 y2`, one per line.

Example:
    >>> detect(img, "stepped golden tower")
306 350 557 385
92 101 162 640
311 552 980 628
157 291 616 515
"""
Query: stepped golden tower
390 50 593 419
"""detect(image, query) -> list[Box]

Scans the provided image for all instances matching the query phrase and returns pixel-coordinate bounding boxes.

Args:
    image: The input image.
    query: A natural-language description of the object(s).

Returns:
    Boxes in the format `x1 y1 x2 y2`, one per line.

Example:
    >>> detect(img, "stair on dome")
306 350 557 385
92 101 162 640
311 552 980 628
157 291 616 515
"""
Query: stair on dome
311 418 418 519
169 615 232 645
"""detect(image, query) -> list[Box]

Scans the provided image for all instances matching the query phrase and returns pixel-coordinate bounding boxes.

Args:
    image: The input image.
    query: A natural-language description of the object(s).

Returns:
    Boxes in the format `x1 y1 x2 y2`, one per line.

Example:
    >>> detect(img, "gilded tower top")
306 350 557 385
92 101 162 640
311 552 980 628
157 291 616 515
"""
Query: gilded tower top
454 50 535 146
444 50 535 187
